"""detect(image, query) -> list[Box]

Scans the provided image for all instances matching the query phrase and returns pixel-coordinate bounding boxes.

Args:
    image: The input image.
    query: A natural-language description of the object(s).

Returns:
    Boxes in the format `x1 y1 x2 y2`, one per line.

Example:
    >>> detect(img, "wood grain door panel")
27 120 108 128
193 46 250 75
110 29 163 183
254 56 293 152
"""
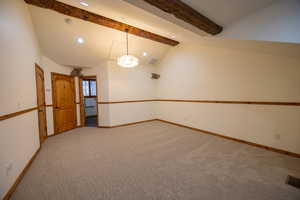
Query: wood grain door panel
52 73 76 134
54 109 76 133
35 64 47 144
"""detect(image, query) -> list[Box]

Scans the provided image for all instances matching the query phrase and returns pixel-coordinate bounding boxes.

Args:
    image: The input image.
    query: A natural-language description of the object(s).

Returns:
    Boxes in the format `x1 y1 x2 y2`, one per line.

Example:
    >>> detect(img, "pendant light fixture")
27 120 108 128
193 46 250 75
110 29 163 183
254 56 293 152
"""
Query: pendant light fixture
117 29 139 68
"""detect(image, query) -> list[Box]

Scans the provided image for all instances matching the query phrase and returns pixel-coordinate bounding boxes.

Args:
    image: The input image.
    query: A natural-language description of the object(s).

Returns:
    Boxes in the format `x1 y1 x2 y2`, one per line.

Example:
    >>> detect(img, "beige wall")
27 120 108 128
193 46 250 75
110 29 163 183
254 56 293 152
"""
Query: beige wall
107 61 157 101
74 77 81 126
155 44 300 154
82 61 157 126
0 0 40 198
106 62 156 126
156 45 300 101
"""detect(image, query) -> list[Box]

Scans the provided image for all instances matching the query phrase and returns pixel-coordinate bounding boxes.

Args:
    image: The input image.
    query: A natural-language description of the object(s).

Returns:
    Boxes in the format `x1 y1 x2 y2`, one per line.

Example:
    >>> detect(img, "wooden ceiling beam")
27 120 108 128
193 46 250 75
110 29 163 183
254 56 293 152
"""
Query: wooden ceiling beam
24 0 179 46
142 0 223 35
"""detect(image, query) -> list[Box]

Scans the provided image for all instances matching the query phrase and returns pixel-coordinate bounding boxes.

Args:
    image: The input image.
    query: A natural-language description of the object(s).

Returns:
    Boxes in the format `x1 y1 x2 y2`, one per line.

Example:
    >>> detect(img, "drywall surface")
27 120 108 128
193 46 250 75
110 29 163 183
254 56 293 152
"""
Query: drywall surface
107 62 156 126
82 61 157 126
0 112 40 199
155 44 300 154
0 0 40 198
156 45 300 101
107 61 157 101
0 1 40 115
74 77 81 126
220 0 300 44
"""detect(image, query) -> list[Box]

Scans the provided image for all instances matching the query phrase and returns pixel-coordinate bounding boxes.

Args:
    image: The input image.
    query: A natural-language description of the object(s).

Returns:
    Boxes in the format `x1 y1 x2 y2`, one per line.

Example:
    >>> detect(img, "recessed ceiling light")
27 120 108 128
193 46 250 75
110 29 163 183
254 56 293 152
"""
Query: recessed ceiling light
77 37 84 44
171 35 176 38
80 1 89 6
143 52 148 56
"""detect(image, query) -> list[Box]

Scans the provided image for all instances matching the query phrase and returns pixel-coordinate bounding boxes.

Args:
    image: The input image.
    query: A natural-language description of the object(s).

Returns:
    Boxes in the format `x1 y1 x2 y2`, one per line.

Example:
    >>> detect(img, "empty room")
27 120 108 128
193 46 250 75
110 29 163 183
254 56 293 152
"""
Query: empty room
1 0 300 199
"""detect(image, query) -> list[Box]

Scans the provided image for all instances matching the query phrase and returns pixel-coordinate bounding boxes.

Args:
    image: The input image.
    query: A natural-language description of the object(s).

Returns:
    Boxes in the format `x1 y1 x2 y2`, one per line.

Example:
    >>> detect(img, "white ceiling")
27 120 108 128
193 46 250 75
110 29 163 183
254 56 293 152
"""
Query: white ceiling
58 0 205 40
29 7 172 68
181 0 276 26
29 0 299 68
29 0 206 68
123 0 276 36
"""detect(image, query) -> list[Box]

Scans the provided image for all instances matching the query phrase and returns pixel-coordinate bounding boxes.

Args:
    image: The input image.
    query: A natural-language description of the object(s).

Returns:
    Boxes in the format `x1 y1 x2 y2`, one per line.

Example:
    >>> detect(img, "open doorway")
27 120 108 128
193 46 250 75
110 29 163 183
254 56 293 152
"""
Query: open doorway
79 76 98 127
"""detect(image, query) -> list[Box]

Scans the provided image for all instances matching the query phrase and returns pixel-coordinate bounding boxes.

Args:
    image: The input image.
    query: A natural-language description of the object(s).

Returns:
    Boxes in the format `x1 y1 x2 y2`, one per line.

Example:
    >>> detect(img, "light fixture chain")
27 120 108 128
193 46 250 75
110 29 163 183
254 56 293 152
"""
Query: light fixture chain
126 30 129 55
118 29 139 68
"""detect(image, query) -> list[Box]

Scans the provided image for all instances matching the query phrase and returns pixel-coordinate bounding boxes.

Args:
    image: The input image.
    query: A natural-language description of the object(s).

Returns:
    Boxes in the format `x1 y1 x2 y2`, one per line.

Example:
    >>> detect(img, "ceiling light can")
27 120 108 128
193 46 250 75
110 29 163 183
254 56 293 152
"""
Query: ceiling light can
77 37 84 44
80 1 89 7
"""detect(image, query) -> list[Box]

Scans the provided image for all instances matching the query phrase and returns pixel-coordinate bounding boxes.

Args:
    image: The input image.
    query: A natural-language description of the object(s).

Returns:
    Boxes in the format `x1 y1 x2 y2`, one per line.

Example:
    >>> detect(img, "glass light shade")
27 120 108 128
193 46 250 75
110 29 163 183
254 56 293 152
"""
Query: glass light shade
117 55 139 68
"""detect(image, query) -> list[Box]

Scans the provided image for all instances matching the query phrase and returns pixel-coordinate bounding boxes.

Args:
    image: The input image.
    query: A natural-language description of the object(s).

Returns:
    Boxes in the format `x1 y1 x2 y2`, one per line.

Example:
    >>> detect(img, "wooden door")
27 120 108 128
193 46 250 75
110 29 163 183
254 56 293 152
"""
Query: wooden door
35 64 47 144
52 73 77 134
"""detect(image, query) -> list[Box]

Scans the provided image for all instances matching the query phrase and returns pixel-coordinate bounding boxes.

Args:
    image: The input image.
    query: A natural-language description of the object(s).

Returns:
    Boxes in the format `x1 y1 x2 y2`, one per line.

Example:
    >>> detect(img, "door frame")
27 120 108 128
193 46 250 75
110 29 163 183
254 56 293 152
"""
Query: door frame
79 76 99 127
51 72 77 135
35 64 47 144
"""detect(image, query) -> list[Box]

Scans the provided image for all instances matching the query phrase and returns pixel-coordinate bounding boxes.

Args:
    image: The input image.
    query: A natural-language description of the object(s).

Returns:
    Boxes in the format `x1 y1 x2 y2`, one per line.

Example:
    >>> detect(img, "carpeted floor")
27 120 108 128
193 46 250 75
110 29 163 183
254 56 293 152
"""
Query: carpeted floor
12 121 300 200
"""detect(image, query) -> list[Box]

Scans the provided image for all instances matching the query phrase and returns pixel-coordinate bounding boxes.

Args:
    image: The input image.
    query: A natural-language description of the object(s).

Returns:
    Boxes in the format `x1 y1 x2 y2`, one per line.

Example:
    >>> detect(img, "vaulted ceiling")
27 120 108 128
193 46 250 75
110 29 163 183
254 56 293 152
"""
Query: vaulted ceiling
180 0 276 26
29 5 172 67
28 0 299 68
28 0 204 68
124 0 276 36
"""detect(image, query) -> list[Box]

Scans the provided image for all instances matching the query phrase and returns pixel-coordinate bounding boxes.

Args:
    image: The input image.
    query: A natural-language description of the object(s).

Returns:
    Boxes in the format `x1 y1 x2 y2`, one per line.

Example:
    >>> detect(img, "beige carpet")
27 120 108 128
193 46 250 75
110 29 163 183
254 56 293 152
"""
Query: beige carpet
12 121 300 200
